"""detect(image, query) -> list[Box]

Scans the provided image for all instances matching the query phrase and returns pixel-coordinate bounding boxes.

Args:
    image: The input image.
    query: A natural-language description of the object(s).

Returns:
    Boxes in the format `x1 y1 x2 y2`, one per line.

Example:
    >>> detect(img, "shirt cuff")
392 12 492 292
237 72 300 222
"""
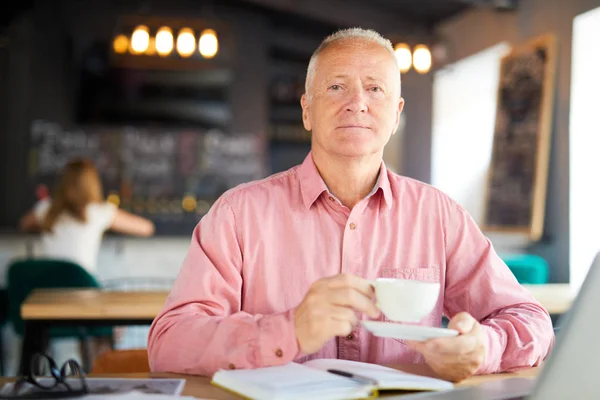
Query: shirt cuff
476 324 506 375
258 309 303 366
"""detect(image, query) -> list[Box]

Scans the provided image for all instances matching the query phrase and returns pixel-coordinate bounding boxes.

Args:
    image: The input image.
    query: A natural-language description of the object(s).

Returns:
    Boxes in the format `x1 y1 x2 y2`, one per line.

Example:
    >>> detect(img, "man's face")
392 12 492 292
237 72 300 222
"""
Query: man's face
301 39 404 159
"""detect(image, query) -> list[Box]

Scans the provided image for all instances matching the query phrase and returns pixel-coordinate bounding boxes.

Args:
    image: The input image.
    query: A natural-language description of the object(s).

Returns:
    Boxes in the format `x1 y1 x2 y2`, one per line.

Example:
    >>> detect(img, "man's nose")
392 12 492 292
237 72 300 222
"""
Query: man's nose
345 88 368 113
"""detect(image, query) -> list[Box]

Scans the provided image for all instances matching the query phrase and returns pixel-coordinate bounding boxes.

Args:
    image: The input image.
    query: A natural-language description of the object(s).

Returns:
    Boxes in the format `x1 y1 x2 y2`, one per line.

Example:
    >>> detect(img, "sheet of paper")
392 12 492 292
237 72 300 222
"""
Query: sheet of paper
303 359 454 391
212 361 375 400
216 362 360 391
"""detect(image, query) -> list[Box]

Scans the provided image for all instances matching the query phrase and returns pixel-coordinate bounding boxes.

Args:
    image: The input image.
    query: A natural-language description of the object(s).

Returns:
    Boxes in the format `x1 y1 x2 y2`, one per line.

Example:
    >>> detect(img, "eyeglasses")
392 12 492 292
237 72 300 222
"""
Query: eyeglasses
1 353 89 399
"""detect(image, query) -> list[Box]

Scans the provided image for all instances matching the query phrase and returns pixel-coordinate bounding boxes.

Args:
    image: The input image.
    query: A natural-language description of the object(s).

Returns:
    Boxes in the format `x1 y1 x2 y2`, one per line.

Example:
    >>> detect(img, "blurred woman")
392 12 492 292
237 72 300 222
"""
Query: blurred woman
19 158 155 272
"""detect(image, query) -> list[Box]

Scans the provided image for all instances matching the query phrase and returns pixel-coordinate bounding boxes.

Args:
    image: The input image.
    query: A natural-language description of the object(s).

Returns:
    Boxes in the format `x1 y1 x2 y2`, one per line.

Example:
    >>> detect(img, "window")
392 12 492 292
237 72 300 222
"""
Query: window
569 6 600 291
431 43 510 224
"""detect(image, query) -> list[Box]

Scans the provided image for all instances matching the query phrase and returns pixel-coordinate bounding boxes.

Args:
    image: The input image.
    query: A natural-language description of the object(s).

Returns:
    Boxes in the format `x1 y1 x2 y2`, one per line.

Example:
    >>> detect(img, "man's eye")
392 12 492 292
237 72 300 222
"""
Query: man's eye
369 86 382 92
329 84 341 90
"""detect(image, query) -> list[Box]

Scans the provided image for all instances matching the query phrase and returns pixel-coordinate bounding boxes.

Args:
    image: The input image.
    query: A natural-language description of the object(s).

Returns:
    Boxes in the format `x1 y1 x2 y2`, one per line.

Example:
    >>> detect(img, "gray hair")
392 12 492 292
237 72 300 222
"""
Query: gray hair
305 27 400 98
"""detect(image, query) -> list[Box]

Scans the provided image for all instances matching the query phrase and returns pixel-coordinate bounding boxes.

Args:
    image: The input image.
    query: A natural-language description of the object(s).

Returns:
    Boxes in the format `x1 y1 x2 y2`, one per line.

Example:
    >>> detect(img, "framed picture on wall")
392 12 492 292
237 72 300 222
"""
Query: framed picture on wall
482 33 557 241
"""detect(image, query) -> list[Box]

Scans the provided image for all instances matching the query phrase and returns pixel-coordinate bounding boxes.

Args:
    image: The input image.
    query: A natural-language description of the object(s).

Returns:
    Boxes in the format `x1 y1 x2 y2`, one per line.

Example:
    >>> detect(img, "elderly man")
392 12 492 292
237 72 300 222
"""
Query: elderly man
148 28 554 382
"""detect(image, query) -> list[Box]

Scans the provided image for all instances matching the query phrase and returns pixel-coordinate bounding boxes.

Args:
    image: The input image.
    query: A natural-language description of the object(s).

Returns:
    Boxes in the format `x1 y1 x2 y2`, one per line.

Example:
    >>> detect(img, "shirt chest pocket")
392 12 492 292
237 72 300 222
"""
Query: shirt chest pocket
379 267 440 282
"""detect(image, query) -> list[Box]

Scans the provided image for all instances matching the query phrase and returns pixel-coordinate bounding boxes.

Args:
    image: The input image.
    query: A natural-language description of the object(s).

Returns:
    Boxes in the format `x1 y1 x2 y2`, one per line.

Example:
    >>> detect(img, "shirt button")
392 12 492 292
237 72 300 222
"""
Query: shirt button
228 363 236 369
328 196 335 201
349 222 356 230
275 348 283 358
346 333 354 340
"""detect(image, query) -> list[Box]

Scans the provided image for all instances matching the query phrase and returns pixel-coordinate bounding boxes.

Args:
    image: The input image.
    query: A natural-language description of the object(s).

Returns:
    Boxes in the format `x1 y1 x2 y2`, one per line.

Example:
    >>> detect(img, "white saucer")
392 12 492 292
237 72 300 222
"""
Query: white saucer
361 321 459 341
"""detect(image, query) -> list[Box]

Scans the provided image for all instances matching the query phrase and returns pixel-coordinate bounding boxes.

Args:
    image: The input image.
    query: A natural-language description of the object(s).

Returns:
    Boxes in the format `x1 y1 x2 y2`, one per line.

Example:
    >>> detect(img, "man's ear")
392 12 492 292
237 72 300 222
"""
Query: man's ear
391 97 405 135
301 94 312 131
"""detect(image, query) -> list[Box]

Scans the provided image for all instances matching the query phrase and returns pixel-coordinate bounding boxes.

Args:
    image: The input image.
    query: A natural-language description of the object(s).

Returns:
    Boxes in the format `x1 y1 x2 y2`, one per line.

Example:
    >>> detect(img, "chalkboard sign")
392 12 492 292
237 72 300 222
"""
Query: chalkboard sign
30 120 122 194
482 34 557 241
28 119 267 235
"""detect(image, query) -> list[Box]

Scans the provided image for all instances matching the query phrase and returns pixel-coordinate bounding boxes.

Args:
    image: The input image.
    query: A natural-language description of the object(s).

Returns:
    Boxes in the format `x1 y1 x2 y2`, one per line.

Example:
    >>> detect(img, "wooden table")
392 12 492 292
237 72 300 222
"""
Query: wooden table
522 283 574 315
0 366 539 399
21 289 167 321
19 289 168 376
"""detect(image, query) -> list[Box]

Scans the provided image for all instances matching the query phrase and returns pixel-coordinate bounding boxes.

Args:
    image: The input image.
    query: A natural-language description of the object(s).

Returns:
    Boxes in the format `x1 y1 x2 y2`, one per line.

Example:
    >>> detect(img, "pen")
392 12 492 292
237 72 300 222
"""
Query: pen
327 369 379 386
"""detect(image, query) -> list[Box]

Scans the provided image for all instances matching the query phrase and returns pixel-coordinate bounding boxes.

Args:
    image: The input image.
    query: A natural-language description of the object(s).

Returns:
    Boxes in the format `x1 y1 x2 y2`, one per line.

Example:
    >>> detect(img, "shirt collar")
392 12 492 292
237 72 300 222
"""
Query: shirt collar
298 151 393 210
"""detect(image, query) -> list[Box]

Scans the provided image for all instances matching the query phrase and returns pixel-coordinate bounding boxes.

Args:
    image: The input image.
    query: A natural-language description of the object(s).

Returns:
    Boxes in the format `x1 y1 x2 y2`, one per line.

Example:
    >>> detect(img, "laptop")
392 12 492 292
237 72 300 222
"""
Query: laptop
396 251 600 399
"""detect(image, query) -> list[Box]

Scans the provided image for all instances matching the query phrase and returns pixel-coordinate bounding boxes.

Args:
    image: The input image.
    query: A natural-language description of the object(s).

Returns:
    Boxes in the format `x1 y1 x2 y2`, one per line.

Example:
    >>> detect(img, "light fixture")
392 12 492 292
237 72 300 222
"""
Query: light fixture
155 26 174 57
394 43 412 73
113 34 129 54
413 44 432 74
176 28 196 58
130 25 150 54
115 23 222 60
199 29 219 59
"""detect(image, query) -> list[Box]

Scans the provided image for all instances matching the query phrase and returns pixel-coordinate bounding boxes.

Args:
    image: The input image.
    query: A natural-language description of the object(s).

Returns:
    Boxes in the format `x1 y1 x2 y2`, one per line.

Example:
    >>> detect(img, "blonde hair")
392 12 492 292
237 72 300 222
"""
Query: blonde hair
305 27 399 97
42 158 104 232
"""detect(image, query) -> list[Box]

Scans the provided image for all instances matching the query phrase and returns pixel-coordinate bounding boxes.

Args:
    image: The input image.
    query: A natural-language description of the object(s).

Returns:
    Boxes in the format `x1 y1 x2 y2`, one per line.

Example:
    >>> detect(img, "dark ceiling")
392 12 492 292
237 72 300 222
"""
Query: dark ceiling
353 0 472 27
1 0 519 38
221 0 518 35
223 0 473 37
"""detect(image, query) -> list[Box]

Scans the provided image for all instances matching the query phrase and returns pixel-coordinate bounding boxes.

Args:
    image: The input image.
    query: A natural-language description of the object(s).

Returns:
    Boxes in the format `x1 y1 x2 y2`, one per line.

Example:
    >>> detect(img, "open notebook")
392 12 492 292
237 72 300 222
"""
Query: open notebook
211 359 453 400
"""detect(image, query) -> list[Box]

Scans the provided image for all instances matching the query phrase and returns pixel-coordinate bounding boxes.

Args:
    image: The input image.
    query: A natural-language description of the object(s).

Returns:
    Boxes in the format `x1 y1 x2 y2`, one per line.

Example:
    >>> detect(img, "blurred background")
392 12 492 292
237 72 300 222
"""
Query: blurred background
0 0 599 376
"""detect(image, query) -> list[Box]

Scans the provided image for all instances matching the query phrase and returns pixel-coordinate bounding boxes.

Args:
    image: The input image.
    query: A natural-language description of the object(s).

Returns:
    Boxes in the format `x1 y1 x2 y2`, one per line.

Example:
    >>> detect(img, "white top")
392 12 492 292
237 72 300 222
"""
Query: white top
34 199 117 272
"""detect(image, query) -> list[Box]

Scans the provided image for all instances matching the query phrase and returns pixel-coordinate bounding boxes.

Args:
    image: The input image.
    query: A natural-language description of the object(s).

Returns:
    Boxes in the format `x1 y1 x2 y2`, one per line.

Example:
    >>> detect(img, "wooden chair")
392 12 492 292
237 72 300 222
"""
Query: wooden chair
91 349 150 374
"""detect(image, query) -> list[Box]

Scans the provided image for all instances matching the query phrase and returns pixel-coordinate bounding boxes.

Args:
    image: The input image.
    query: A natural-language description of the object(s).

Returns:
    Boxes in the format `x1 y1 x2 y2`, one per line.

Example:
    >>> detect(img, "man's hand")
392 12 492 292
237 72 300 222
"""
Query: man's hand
295 274 381 354
405 312 486 382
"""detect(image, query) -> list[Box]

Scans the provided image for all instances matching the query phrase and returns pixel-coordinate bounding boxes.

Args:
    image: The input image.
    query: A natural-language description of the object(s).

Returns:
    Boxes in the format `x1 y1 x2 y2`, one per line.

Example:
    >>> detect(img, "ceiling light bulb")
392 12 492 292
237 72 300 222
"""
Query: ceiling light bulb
155 26 174 57
177 28 196 58
394 43 412 73
113 34 129 54
199 29 219 59
130 25 149 54
413 44 432 74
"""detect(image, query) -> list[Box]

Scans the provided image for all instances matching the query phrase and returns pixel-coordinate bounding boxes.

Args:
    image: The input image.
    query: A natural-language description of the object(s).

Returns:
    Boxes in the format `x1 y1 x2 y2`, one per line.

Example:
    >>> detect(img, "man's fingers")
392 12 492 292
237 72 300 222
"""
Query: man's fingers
327 273 375 298
330 319 354 337
329 287 380 318
330 306 359 326
403 314 485 382
447 312 477 334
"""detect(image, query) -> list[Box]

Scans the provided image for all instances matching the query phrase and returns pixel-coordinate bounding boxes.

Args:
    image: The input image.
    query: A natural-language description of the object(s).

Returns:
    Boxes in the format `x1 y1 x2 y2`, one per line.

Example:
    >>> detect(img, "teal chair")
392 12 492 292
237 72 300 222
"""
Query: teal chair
6 259 113 371
501 254 549 284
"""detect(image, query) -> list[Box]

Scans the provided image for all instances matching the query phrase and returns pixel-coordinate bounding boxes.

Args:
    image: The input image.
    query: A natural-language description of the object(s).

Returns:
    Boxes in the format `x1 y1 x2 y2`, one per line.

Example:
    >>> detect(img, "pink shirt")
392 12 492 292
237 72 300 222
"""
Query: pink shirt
148 153 554 376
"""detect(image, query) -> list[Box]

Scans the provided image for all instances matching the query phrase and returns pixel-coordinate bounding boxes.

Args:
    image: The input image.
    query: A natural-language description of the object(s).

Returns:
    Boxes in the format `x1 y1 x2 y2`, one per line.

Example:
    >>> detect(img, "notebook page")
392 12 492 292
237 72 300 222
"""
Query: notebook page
304 359 454 391
212 362 374 400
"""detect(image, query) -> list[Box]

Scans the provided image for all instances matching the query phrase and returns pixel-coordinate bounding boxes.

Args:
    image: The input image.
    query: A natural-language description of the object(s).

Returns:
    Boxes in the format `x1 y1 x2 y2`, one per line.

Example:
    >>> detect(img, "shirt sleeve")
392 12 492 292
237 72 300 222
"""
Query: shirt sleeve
442 200 555 375
86 201 117 231
147 195 301 376
96 202 117 229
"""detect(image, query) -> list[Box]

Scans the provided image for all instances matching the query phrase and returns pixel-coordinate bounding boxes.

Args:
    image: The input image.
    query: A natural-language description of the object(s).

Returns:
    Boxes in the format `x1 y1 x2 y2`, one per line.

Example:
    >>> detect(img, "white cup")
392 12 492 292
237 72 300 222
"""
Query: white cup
370 278 440 322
